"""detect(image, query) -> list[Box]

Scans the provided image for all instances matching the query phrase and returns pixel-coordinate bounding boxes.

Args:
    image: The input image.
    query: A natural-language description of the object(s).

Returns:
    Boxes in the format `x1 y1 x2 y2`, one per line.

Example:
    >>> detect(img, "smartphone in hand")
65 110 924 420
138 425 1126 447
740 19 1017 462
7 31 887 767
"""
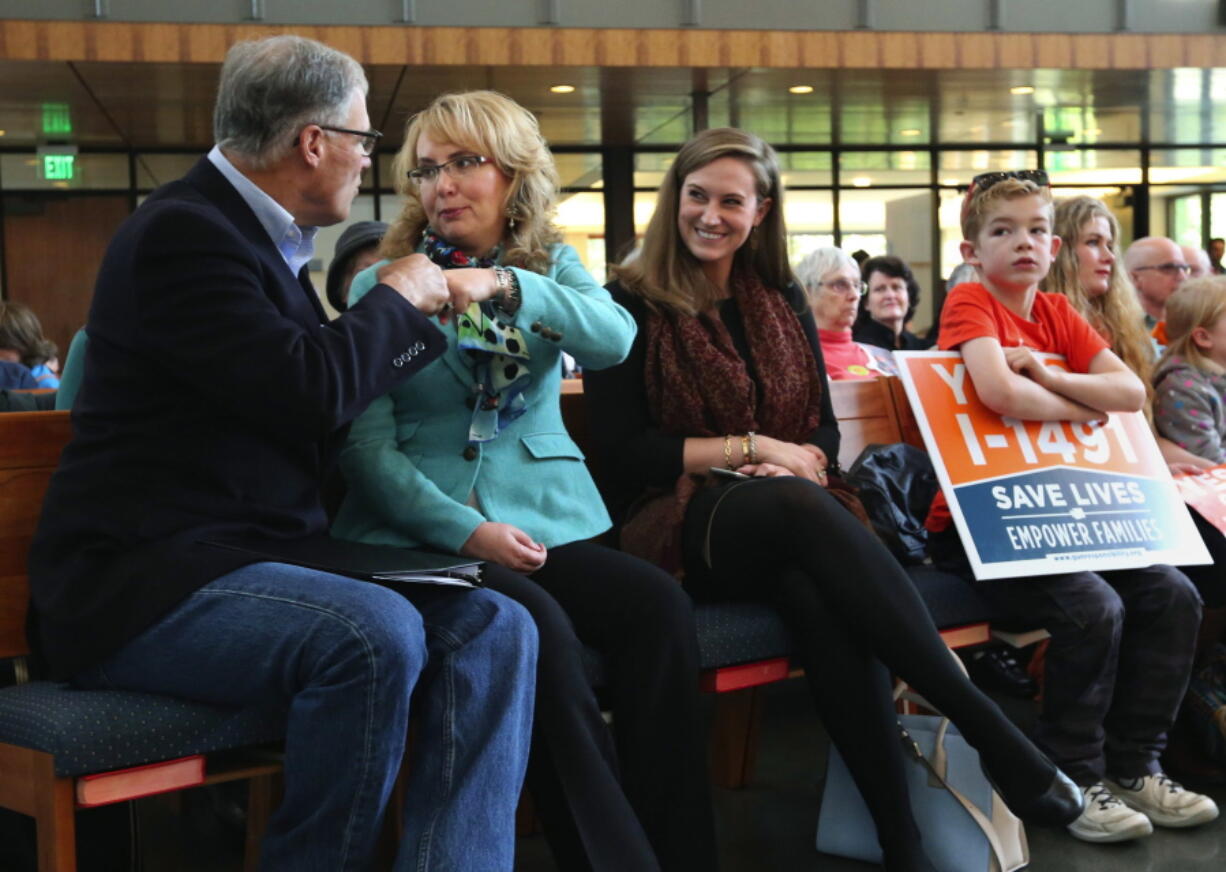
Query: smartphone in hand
709 466 751 481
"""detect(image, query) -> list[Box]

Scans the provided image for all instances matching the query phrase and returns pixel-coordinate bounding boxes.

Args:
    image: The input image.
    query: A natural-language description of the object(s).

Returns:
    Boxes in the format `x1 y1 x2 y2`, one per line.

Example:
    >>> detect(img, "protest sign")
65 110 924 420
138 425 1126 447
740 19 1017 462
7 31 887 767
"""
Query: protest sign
895 351 1211 580
1172 465 1226 536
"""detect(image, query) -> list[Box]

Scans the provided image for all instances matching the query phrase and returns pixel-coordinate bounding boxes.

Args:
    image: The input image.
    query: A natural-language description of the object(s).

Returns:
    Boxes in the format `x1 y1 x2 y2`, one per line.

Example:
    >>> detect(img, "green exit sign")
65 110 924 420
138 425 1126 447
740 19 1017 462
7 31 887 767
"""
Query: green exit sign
41 102 72 136
42 154 75 181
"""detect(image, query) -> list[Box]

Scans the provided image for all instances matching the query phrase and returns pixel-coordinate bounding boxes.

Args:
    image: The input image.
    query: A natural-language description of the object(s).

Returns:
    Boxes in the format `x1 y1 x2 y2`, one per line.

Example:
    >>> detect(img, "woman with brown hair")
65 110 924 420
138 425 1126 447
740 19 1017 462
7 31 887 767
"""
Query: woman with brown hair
585 126 1083 872
0 301 59 388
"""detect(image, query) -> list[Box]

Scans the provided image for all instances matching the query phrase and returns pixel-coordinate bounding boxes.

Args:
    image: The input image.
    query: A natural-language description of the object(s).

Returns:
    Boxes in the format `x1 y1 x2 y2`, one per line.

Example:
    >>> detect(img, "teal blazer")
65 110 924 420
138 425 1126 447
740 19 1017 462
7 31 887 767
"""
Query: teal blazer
331 243 635 553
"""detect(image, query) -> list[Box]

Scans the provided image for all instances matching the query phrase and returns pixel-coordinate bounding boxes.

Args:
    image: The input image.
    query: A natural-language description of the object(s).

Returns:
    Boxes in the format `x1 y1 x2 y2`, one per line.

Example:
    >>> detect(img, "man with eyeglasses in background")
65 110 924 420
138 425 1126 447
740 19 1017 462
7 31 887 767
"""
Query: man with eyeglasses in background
1124 236 1191 345
27 34 537 870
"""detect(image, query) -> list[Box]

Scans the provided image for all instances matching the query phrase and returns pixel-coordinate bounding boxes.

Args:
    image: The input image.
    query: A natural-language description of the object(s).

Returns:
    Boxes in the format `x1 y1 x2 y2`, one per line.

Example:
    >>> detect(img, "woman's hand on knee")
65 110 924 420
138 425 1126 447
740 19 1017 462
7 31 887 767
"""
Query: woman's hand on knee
753 435 826 483
738 462 793 478
461 522 548 573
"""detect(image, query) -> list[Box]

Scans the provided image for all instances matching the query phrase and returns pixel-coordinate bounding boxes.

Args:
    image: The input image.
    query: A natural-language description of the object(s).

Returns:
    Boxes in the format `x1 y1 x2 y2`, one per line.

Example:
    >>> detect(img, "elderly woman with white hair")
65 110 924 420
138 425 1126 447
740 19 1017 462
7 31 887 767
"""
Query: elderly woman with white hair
796 246 898 380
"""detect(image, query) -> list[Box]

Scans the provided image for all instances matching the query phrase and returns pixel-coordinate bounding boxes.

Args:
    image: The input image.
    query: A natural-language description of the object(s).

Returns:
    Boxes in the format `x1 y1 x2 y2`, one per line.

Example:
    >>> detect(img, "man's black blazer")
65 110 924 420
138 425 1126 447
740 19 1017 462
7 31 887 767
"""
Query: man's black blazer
28 157 446 679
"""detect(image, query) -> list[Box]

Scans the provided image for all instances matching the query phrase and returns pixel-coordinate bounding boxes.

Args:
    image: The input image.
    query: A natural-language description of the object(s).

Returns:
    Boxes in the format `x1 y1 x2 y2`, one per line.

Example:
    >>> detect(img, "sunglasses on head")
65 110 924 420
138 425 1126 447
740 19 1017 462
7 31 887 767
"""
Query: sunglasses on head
968 169 1050 195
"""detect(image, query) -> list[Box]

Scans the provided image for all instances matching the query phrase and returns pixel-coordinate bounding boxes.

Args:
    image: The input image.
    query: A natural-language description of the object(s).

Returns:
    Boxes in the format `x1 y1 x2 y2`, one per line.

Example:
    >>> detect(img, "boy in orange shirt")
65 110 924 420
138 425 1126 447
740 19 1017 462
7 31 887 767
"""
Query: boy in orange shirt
927 171 1218 843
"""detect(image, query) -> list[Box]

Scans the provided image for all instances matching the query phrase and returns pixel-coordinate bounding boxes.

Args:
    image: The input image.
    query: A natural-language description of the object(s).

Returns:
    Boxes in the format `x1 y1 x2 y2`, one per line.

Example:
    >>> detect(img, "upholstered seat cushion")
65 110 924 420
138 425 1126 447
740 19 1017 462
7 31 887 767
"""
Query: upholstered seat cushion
0 681 285 777
693 601 791 671
685 566 1003 673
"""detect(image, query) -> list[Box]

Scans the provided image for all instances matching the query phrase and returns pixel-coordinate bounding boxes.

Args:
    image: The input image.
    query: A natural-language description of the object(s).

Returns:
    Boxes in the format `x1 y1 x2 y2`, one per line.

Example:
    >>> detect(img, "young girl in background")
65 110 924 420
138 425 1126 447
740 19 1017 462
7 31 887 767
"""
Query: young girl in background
1155 276 1226 464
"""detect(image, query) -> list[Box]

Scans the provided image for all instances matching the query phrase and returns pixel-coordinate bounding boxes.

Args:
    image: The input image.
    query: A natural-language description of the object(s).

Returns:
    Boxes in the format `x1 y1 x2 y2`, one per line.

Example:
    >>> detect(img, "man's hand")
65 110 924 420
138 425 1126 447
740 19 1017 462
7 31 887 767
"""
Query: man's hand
444 269 499 312
376 255 450 316
460 522 547 573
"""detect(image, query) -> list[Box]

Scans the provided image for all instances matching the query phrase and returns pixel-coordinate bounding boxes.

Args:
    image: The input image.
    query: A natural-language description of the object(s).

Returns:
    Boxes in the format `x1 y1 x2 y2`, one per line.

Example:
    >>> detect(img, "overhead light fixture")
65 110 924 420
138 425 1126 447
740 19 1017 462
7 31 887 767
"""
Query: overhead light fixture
1010 85 1035 95
789 85 814 95
549 84 575 94
851 177 872 187
0 130 6 137
899 128 921 137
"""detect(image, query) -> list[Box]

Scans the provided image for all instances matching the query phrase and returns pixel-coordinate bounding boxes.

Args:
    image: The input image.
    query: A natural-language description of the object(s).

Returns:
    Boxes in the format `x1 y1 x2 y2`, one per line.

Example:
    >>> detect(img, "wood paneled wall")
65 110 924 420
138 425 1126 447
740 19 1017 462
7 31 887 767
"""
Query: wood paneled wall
0 20 1224 69
3 195 130 360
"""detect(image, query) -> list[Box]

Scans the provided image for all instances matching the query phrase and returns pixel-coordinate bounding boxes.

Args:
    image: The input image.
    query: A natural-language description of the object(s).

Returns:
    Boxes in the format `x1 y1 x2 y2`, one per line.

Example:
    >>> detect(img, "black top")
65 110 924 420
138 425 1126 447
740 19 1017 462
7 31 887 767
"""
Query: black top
852 315 929 351
585 280 840 528
28 158 446 679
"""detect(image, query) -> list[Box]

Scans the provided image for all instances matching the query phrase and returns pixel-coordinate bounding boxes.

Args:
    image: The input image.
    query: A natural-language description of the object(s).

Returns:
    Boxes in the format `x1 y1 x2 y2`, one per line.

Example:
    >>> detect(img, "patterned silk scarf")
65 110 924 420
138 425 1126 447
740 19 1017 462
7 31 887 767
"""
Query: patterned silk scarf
421 229 532 443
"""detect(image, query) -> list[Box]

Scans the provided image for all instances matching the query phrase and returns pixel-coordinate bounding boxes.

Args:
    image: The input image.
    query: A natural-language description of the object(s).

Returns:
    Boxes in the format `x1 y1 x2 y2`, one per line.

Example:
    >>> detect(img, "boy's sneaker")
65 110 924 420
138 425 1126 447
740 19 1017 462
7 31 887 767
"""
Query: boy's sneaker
1105 773 1220 828
1067 783 1153 843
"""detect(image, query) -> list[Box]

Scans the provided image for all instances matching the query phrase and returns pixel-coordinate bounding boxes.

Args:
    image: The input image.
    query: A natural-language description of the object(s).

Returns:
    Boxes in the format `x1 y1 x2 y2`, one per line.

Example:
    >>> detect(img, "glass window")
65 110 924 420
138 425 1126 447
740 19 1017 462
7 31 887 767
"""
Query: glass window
937 151 1039 186
1149 69 1226 145
554 191 607 282
734 95 833 146
634 153 673 189
1165 194 1204 250
554 152 602 190
840 151 931 187
1042 105 1141 145
1211 193 1226 247
783 190 835 264
779 152 833 188
1148 186 1198 243
839 188 936 334
1045 149 1141 187
841 101 931 146
1150 149 1226 185
939 110 1036 145
633 190 661 236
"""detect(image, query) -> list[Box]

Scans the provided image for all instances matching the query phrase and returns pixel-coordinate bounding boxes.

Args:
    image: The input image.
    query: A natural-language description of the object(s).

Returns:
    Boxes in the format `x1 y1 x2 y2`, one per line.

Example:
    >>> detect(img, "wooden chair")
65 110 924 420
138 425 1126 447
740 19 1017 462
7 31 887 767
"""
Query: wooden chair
0 411 284 871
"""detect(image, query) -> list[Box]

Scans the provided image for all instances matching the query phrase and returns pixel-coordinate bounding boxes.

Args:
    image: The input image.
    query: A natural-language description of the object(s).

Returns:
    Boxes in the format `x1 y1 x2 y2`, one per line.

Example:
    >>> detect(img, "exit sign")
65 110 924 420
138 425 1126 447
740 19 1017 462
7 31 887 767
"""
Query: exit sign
42 154 75 181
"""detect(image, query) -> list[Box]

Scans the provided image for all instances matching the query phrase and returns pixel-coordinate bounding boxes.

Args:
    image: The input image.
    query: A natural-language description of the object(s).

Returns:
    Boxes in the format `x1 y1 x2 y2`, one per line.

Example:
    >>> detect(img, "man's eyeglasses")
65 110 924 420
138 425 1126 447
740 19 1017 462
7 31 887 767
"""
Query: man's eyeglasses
1134 262 1191 277
821 278 868 297
968 169 1050 194
315 125 382 156
407 155 491 187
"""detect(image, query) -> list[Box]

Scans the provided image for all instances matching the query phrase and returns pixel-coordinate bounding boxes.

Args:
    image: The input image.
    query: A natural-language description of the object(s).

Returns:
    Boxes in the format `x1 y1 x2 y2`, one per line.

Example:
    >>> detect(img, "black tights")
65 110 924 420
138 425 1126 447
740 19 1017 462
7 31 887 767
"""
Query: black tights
682 477 1051 872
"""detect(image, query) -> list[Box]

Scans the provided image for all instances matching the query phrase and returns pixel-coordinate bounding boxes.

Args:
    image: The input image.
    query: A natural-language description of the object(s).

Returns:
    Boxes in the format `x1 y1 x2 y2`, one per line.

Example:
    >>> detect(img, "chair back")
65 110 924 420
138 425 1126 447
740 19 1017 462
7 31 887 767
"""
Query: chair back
0 411 72 659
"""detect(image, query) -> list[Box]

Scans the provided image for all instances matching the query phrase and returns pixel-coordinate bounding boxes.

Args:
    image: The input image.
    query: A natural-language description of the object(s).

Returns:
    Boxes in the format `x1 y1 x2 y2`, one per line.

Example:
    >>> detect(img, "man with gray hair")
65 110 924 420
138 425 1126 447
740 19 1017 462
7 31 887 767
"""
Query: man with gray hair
1124 236 1190 332
28 35 536 871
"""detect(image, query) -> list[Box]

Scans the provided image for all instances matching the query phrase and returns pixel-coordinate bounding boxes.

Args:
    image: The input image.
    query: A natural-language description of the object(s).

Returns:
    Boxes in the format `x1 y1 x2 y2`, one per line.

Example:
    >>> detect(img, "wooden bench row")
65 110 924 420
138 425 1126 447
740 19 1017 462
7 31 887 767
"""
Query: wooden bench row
0 376 993 868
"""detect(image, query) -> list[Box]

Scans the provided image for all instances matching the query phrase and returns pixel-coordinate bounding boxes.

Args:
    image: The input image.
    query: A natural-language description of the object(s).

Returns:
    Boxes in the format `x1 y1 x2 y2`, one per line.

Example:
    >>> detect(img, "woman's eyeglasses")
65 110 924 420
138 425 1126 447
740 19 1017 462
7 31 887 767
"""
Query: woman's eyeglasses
407 155 491 187
315 125 382 156
821 278 868 297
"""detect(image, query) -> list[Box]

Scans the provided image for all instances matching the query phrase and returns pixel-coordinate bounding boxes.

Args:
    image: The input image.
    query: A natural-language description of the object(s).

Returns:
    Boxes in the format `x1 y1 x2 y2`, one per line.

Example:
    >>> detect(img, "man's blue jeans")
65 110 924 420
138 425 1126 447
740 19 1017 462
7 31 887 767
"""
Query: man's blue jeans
72 562 537 871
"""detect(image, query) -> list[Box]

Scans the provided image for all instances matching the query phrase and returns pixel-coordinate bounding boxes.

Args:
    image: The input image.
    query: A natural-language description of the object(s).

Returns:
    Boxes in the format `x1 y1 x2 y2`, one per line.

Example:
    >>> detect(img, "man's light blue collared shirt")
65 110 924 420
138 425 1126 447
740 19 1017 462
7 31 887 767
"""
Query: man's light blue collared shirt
207 145 318 277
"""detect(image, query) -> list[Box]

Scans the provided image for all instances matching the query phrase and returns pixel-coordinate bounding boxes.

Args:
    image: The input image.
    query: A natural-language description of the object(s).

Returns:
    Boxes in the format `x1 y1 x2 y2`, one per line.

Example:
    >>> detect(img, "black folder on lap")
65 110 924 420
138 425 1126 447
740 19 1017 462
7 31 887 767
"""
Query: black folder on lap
202 535 483 588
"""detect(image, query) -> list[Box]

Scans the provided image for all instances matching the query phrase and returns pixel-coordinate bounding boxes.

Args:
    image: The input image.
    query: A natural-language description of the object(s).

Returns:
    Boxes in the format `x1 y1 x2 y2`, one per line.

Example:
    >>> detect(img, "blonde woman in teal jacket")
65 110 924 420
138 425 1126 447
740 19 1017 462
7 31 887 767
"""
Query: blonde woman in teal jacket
331 91 716 872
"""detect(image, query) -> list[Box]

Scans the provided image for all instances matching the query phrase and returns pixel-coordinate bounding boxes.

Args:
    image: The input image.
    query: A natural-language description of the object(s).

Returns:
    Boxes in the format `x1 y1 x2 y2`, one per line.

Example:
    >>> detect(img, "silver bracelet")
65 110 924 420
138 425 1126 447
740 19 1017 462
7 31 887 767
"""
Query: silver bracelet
492 266 522 317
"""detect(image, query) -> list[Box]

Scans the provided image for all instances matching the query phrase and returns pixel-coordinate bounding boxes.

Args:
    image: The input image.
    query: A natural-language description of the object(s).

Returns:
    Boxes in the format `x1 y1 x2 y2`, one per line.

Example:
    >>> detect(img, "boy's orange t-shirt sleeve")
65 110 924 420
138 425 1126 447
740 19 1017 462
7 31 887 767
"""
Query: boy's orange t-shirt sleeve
936 284 1000 350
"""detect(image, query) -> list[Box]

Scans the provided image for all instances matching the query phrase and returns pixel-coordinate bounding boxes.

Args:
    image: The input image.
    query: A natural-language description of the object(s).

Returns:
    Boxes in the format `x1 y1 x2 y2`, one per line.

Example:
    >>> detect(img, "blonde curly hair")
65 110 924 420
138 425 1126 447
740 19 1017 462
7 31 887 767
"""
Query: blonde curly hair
1043 196 1154 386
379 90 561 274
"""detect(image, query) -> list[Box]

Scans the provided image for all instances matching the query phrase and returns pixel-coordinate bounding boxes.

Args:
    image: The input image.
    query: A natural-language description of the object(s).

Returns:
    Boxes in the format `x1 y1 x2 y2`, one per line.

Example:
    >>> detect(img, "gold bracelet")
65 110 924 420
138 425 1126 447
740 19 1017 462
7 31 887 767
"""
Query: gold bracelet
741 434 751 466
723 435 733 469
748 431 758 464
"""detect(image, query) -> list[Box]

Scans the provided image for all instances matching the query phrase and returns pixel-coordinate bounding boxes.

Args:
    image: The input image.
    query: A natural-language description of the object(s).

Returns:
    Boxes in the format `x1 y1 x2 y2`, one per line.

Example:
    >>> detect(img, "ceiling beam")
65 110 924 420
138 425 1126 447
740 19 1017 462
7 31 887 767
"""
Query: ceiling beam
1 21 1224 70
